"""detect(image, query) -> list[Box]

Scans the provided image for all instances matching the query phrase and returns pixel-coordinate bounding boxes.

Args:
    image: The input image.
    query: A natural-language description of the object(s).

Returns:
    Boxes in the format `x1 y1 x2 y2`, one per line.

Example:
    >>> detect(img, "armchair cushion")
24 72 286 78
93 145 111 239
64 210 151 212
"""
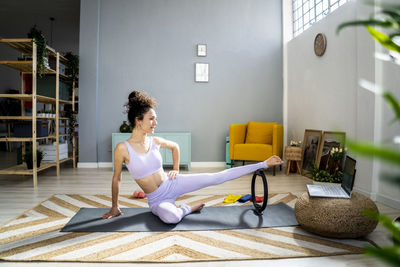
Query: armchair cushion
245 121 277 144
234 144 273 162
229 124 247 160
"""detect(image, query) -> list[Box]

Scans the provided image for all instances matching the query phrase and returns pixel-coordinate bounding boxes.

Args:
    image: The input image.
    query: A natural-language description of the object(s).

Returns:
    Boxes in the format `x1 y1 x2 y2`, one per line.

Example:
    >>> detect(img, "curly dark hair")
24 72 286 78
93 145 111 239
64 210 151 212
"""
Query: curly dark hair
125 90 157 129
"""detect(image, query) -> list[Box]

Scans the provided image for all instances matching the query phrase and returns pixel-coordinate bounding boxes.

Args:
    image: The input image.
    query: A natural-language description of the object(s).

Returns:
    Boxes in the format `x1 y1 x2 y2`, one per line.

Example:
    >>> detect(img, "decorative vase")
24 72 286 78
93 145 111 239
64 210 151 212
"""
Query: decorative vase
119 121 131 133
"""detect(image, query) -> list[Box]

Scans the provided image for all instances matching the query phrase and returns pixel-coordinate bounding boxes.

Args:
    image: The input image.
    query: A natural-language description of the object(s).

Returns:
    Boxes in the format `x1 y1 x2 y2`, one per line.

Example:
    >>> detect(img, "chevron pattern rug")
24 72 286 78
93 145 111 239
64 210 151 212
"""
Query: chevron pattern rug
0 193 369 263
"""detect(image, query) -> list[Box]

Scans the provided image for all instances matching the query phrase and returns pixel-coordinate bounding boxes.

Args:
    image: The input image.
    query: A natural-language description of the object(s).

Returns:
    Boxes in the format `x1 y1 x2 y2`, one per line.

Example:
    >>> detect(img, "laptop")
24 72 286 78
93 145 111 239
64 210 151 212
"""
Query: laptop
306 156 357 198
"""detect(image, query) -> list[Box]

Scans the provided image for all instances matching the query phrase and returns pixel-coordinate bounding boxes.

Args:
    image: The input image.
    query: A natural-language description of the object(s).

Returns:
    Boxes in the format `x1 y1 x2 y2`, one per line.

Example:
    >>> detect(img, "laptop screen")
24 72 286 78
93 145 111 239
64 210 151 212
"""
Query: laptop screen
341 156 356 195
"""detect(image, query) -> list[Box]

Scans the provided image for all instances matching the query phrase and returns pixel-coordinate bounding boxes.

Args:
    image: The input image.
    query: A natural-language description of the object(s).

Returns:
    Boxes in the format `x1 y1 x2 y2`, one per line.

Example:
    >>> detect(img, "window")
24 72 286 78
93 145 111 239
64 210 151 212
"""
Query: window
293 0 348 37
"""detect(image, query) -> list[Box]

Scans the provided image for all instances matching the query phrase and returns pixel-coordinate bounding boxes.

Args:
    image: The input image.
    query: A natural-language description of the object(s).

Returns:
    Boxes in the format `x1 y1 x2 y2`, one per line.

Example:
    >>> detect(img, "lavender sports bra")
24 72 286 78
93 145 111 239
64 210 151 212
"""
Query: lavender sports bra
124 137 163 180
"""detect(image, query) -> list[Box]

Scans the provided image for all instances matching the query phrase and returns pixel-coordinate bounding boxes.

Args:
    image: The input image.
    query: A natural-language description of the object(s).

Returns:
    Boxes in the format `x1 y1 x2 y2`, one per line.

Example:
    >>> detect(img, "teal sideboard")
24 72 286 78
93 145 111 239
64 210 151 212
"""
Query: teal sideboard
226 136 232 168
112 133 191 171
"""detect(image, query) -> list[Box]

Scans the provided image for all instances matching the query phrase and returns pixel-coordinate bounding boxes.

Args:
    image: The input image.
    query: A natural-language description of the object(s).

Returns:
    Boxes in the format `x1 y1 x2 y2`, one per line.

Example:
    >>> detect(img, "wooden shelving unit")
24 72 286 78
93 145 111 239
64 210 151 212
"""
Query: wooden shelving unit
0 94 73 105
0 38 78 187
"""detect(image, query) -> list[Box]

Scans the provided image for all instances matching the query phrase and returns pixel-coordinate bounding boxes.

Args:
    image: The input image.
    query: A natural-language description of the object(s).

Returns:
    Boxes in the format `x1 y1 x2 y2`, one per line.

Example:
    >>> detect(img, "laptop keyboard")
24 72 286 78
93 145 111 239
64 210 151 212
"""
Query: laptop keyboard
320 185 347 197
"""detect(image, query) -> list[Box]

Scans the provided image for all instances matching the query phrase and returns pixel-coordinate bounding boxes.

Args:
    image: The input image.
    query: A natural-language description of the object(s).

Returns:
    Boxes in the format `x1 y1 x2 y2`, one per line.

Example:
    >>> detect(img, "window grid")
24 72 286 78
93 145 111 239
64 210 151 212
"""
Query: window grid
293 0 348 37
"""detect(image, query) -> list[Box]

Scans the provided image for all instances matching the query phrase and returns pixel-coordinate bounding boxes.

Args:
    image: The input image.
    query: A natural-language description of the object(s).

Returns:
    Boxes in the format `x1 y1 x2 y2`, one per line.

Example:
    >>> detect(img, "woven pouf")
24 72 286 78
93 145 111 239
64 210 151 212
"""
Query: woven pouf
294 192 378 238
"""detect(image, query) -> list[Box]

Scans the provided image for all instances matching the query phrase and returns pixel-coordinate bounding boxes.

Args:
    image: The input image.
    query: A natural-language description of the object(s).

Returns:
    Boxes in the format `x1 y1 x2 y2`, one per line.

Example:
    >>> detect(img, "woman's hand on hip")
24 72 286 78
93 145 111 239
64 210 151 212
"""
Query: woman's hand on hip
102 207 123 219
168 170 179 180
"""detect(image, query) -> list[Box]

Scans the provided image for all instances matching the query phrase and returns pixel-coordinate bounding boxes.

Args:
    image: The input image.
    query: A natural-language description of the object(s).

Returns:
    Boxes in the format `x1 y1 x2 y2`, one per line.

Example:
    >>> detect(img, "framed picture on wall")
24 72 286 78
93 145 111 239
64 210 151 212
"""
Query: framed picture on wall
301 129 323 173
197 44 207 57
195 63 209 82
316 131 346 171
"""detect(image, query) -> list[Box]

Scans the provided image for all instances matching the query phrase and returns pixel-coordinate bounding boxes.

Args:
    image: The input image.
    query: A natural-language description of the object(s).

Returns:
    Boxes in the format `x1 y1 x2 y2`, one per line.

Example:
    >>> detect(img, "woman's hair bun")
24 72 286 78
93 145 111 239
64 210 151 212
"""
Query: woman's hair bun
125 90 157 128
128 90 141 105
127 90 155 108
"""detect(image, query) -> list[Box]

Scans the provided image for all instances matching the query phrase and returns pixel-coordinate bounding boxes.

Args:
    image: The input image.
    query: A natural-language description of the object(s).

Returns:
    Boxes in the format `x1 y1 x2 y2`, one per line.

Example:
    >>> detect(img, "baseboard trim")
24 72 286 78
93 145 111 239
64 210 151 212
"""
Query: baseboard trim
353 187 400 209
77 162 99 168
189 162 226 168
353 187 377 201
98 162 112 168
376 193 400 210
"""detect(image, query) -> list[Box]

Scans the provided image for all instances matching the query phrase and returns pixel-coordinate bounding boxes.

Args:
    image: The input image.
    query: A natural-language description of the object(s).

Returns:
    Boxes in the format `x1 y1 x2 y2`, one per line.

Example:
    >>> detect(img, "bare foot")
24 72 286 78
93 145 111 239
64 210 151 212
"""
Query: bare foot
191 203 205 213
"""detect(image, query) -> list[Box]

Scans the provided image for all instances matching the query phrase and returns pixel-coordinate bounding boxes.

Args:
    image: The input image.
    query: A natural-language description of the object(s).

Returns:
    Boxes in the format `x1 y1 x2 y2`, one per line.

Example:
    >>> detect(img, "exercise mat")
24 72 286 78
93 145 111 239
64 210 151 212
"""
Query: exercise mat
61 202 298 232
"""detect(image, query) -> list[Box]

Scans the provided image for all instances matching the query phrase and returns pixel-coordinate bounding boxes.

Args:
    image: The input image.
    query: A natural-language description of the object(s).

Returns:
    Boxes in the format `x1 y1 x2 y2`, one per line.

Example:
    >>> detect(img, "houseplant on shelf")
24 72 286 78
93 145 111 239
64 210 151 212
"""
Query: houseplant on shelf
27 25 48 76
65 108 77 141
64 52 79 82
23 149 44 169
337 1 400 265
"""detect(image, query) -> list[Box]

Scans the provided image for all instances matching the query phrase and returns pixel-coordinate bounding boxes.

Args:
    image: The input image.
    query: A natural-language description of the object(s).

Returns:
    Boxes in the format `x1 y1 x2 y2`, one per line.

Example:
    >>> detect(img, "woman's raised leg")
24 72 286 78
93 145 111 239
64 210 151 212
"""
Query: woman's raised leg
173 161 267 196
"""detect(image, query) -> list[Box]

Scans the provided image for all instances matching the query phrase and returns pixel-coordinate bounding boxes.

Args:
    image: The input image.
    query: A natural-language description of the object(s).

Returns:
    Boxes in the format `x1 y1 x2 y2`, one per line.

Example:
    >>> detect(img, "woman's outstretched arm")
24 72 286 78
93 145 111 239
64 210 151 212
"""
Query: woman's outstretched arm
102 143 125 219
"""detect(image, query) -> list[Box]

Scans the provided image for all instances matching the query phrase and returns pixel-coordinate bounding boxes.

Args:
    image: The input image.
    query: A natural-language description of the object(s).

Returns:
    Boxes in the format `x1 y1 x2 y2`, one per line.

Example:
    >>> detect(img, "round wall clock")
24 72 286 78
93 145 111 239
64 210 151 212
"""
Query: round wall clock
314 33 327 57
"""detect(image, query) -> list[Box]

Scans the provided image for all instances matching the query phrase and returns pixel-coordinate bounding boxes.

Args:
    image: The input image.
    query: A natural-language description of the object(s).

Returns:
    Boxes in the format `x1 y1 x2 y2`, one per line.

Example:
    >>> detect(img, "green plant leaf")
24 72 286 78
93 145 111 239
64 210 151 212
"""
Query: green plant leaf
389 32 400 38
346 140 400 166
362 0 400 10
364 246 400 266
363 210 400 242
383 91 400 123
367 26 400 53
380 9 400 23
337 20 393 34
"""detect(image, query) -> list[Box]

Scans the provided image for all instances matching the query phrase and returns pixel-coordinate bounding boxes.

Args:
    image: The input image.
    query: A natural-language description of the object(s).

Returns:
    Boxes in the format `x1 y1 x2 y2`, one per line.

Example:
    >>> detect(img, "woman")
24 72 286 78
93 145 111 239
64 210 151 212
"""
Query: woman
102 91 283 224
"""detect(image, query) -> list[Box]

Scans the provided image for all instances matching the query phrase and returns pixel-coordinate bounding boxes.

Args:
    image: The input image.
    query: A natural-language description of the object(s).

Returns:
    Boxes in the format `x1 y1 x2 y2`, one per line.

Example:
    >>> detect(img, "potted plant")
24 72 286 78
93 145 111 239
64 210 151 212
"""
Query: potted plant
23 149 44 169
27 25 48 76
65 108 77 141
64 52 79 81
329 147 346 174
338 1 400 265
289 140 302 147
310 163 343 184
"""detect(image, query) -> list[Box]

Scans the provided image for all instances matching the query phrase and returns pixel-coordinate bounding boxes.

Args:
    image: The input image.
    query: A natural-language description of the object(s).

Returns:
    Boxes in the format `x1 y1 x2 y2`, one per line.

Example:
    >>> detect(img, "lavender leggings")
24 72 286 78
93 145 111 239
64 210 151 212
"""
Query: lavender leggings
146 161 268 224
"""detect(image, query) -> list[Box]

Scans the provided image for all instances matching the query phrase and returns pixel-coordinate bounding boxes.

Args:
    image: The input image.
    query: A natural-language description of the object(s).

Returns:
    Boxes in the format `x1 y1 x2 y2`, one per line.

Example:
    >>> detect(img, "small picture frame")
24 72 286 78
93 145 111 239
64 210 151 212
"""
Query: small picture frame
316 131 346 170
197 44 207 57
195 63 209 82
301 129 323 173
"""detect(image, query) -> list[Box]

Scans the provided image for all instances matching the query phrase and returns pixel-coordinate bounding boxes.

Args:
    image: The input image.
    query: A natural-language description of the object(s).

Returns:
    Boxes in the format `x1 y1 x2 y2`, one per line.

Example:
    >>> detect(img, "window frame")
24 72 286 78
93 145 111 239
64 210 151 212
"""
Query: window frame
292 0 348 37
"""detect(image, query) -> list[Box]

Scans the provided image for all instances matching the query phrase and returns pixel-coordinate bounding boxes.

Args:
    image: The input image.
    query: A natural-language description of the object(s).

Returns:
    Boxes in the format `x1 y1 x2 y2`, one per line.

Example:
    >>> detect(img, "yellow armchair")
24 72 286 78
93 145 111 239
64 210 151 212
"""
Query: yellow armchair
229 121 283 175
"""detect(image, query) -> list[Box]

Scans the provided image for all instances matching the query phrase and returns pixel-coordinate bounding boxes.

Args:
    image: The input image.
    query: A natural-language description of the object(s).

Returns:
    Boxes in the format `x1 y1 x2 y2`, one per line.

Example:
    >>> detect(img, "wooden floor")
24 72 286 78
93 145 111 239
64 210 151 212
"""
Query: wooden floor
0 159 398 266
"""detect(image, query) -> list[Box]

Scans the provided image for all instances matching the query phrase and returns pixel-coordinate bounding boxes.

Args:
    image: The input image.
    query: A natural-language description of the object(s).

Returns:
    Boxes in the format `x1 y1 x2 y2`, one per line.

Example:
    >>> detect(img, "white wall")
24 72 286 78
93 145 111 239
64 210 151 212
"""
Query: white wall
285 1 400 208
287 4 358 140
377 54 400 207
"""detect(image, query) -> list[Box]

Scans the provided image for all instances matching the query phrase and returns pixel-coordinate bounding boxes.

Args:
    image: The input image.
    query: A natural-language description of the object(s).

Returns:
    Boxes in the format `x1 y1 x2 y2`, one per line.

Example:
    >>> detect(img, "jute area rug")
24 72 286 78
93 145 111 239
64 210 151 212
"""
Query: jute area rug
0 193 370 263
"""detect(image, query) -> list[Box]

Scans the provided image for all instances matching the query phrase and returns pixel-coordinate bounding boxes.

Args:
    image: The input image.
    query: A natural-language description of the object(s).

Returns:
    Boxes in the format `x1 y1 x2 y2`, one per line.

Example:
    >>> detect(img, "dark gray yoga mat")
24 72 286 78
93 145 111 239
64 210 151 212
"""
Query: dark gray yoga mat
61 203 298 232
